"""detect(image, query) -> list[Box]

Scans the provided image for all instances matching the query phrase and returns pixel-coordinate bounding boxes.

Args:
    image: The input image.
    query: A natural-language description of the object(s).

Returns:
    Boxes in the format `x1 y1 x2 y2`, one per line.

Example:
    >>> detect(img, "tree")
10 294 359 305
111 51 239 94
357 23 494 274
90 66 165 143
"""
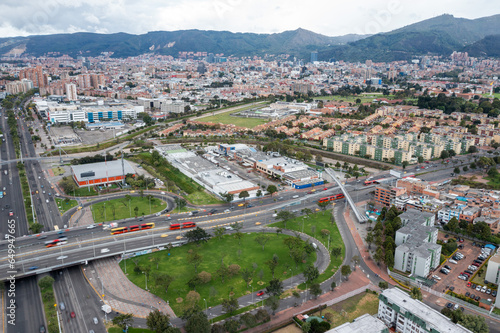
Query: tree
182 306 210 333
341 265 352 280
185 227 211 244
266 278 284 297
213 226 226 240
440 150 449 160
447 217 459 232
410 287 422 301
112 313 134 330
458 314 489 333
216 263 229 283
331 246 342 257
198 271 212 284
303 264 319 282
402 161 409 169
187 251 203 273
265 295 280 315
317 201 329 213
240 313 257 329
310 283 322 299
468 146 478 154
454 167 461 174
185 290 201 309
146 309 172 333
301 322 311 333
241 268 252 288
38 276 54 289
310 318 331 333
379 281 389 289
219 192 234 204
267 185 277 196
152 256 160 269
365 232 374 250
256 189 262 198
266 254 279 278
384 250 395 268
222 298 238 315
239 190 250 202
255 234 271 251
223 319 240 333
228 264 241 277
373 247 384 264
275 210 296 229
30 223 44 234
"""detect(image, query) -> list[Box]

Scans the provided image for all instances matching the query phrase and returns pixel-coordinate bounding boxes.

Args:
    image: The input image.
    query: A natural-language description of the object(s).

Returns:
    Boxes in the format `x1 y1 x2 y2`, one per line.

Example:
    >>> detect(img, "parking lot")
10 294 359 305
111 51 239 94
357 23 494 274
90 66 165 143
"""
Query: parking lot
431 235 497 304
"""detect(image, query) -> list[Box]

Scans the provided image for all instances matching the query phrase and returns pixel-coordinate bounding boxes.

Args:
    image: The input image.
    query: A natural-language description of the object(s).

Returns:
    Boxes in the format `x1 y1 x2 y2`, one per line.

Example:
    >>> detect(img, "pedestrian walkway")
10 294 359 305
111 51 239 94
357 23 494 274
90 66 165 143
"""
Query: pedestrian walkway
68 203 94 227
244 270 374 333
82 257 175 318
343 208 395 285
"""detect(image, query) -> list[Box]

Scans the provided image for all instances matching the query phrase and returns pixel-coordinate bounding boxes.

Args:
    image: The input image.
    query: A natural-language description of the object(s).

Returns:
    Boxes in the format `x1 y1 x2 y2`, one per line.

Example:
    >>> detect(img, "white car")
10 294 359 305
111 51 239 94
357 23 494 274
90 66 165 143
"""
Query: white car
56 256 68 260
432 275 441 280
100 248 110 253
224 209 231 213
225 226 233 231
86 225 97 229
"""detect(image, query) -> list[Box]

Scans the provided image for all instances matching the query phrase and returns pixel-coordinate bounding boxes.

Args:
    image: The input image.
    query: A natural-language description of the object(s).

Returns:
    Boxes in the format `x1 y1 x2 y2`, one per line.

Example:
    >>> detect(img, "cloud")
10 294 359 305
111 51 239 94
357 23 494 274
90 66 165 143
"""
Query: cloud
0 0 496 38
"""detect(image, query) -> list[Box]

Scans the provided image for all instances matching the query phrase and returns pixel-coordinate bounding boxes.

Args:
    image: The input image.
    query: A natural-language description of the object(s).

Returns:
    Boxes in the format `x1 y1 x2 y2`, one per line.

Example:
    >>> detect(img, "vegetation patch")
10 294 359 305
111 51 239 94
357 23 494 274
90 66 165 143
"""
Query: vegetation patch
38 276 58 333
55 197 78 214
91 195 166 222
316 292 379 328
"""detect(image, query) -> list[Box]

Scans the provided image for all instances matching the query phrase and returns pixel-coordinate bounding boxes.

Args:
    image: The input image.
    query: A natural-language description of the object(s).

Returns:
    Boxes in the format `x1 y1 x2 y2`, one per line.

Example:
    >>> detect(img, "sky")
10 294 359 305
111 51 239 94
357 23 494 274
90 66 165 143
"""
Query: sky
0 0 498 38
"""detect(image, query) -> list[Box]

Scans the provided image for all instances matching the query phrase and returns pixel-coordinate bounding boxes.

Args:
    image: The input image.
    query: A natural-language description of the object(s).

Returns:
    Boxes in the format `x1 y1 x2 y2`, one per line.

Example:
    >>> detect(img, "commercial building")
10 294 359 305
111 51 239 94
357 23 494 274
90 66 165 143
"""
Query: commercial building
394 209 441 278
71 160 135 187
378 288 473 333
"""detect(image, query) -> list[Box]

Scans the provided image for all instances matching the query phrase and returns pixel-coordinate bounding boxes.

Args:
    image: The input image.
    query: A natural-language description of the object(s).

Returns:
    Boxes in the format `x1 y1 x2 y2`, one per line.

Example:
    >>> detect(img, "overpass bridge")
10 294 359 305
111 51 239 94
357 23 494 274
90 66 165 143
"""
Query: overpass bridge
324 168 368 223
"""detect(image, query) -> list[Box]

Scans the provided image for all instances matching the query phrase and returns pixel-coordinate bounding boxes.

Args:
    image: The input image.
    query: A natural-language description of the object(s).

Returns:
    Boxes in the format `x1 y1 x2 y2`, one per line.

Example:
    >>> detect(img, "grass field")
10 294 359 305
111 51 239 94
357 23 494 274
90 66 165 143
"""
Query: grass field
186 191 224 205
72 185 98 197
55 197 78 214
120 233 316 314
198 103 270 128
39 282 59 333
52 166 65 176
316 292 379 327
482 93 500 99
269 209 344 286
91 196 166 222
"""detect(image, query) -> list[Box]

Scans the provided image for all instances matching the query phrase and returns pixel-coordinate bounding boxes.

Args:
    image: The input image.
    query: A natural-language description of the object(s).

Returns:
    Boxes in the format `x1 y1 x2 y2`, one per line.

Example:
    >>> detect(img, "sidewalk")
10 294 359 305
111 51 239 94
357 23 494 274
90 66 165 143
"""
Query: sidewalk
244 270 373 333
82 257 175 318
343 207 395 285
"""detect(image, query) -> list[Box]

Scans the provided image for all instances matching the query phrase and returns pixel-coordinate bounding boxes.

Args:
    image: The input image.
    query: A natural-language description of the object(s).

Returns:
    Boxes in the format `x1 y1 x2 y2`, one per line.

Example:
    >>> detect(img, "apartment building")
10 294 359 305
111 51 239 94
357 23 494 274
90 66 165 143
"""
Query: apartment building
374 185 407 207
485 250 500 287
394 209 441 278
328 313 389 333
378 288 473 333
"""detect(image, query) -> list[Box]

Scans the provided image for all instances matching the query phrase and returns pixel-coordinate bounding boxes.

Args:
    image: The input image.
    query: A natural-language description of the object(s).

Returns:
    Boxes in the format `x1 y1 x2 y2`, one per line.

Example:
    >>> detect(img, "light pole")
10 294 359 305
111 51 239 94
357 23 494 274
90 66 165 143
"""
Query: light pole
129 199 131 217
123 253 127 274
143 272 148 290
104 202 106 221
98 277 104 296
204 298 208 315
92 232 95 257
251 285 253 304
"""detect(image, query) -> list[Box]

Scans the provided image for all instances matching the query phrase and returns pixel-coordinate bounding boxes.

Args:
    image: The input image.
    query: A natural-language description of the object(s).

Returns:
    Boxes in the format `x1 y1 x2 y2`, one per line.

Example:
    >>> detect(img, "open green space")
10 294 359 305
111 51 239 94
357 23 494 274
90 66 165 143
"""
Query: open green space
120 233 316 314
482 93 500 99
316 292 379 327
91 196 166 222
198 103 270 128
73 184 98 197
55 197 79 214
270 209 344 285
315 94 397 104
17 165 36 226
51 166 65 176
38 278 59 333
185 191 224 205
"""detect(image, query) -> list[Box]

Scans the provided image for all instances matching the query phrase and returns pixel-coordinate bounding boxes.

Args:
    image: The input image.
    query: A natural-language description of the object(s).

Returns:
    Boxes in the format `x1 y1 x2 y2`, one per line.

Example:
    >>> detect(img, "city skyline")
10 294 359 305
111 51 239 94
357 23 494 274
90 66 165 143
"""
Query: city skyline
0 0 497 38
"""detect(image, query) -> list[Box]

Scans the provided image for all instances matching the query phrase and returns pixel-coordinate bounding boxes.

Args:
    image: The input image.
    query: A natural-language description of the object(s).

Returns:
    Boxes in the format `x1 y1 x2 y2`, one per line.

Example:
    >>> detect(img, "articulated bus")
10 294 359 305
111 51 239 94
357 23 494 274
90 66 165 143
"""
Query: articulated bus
364 180 377 186
169 222 196 230
44 237 68 248
110 223 155 235
318 193 345 203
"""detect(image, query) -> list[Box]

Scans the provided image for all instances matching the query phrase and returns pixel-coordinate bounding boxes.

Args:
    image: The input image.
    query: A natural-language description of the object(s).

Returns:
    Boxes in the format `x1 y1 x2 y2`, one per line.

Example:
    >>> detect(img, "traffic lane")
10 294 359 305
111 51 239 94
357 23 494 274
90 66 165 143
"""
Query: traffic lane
6 276 45 333
53 269 90 332
65 266 107 333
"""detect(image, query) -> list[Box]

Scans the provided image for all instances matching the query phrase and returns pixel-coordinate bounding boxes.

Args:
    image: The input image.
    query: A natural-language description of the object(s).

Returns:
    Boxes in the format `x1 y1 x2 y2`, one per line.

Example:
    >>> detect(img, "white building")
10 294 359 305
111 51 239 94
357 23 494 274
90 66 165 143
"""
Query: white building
65 83 77 101
485 250 500 286
394 209 441 277
327 313 388 333
47 104 86 124
378 288 473 333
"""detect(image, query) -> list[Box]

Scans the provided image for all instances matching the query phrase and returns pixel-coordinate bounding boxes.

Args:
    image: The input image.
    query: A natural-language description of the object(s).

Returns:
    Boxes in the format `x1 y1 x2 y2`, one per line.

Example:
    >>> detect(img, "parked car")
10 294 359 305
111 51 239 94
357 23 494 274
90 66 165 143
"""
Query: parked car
492 290 497 297
256 291 265 297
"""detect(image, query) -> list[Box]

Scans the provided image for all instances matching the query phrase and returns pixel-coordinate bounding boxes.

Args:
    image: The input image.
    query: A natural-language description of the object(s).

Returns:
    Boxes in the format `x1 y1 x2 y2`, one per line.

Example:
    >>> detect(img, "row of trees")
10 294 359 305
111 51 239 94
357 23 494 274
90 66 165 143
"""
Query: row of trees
70 153 115 165
365 206 402 268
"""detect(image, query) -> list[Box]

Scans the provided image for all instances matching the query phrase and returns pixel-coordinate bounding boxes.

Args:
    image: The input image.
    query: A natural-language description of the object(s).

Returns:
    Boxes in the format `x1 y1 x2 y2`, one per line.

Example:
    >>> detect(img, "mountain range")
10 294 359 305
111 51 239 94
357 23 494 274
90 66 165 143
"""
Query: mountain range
0 14 499 61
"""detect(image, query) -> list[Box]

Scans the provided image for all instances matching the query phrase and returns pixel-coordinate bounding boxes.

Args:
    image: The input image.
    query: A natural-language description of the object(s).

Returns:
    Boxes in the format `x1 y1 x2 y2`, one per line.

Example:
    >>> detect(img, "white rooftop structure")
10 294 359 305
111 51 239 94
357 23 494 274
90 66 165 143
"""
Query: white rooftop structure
327 313 388 333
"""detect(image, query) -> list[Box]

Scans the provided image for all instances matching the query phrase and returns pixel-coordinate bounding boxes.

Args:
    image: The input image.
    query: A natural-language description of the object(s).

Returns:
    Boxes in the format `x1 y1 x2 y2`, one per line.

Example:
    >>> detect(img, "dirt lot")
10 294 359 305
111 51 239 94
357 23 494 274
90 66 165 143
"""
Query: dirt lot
432 234 496 304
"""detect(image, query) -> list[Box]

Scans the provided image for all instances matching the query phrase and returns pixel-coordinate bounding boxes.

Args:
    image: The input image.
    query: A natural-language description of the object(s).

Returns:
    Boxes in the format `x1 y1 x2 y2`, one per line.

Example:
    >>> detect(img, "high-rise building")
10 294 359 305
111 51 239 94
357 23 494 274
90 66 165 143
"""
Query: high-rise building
310 51 318 63
19 66 47 88
65 83 77 101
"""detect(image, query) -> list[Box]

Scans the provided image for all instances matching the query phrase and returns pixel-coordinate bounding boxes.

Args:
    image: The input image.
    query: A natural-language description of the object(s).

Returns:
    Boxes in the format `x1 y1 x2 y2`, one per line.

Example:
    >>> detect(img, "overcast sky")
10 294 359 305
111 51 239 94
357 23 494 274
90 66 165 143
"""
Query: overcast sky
0 0 497 38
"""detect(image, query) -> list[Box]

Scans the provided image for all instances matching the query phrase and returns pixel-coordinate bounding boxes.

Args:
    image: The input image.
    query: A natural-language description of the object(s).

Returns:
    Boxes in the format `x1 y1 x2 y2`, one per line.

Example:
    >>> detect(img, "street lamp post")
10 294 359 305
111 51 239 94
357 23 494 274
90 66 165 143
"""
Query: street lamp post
92 232 95 257
143 272 148 290
204 298 208 315
251 285 253 304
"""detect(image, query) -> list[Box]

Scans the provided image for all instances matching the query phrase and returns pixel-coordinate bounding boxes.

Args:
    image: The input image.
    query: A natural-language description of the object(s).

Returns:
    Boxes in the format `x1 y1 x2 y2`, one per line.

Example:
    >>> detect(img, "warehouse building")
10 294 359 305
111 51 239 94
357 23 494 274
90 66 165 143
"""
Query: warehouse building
71 160 135 187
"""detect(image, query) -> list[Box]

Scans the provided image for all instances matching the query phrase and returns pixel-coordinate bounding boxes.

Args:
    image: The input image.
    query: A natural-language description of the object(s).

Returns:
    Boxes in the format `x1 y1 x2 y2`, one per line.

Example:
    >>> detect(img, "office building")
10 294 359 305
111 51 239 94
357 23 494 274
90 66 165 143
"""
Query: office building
310 51 318 63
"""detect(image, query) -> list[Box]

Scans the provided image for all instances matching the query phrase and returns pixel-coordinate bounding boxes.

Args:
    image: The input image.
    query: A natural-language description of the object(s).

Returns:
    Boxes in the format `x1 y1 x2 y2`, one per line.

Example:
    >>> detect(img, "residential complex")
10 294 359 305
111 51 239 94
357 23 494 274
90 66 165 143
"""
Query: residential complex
394 209 442 278
378 288 473 333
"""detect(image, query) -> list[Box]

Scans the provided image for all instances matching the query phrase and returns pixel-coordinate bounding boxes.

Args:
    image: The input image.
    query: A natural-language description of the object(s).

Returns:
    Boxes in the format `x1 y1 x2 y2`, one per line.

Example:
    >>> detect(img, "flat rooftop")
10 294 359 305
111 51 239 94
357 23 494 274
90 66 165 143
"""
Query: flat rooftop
71 159 135 182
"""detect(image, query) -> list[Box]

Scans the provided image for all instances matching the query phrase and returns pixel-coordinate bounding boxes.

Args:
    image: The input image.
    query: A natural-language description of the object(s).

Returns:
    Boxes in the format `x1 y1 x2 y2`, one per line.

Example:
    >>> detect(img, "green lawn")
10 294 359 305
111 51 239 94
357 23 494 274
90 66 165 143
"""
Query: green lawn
91 196 166 222
120 233 316 314
186 191 224 205
482 93 500 99
39 283 59 333
55 197 78 214
317 292 379 327
198 104 269 128
72 185 98 197
270 209 344 286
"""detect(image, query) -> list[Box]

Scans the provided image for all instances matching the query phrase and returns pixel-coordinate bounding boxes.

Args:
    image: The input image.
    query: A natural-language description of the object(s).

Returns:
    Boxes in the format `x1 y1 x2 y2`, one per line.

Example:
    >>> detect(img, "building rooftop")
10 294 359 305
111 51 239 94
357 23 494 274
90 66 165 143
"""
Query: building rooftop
327 313 387 333
71 159 135 183
381 288 473 333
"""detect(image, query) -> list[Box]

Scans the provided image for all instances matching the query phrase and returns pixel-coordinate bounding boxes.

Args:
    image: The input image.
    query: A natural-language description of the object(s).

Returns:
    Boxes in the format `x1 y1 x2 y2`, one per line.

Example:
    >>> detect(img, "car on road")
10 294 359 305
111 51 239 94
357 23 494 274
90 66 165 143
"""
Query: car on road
56 256 68 260
70 312 75 318
323 188 328 191
93 317 98 324
446 302 453 308
29 266 39 270
255 222 261 225
39 325 46 333
8 211 13 216
225 226 233 231
100 248 110 253
60 302 65 310
256 291 265 297
176 236 183 240
224 209 231 213
160 233 169 238
86 225 97 229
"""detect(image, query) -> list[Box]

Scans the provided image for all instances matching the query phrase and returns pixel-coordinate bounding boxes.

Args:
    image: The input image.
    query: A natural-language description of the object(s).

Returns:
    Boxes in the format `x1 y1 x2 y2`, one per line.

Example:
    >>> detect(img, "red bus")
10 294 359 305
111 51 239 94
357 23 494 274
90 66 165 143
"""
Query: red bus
364 180 375 186
110 227 127 235
182 222 196 229
140 223 154 230
318 194 345 203
129 225 140 232
44 237 68 248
